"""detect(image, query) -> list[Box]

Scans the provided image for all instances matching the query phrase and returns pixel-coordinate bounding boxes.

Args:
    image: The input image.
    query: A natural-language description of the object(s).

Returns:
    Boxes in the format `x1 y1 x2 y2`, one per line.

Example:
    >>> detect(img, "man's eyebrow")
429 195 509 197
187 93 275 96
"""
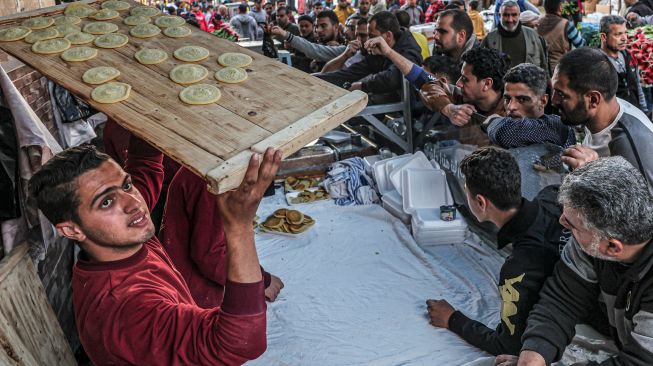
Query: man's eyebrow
90 174 130 208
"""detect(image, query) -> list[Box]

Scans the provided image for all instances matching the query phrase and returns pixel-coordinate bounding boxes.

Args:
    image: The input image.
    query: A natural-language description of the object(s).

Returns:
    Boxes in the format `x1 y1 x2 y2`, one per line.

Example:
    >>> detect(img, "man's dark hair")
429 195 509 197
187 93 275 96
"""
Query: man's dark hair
469 0 480 10
276 5 288 14
28 145 111 225
460 146 522 210
423 54 459 81
317 9 340 24
438 9 474 42
461 47 509 92
444 4 460 10
238 4 248 13
394 9 410 28
600 14 626 35
370 11 401 39
543 0 562 14
556 47 618 101
313 1 323 7
298 14 314 23
167 6 177 14
504 63 548 96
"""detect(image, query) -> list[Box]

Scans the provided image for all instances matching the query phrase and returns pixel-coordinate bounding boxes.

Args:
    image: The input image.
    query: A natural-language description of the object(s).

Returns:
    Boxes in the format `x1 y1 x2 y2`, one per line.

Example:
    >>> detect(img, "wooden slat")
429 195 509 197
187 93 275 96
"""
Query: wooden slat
0 0 367 192
0 244 76 366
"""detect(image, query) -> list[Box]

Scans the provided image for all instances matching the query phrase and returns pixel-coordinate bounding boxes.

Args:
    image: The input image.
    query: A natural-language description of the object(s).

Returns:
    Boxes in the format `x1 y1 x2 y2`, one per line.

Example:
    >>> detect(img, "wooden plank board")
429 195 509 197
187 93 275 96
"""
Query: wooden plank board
0 244 76 366
0 0 367 193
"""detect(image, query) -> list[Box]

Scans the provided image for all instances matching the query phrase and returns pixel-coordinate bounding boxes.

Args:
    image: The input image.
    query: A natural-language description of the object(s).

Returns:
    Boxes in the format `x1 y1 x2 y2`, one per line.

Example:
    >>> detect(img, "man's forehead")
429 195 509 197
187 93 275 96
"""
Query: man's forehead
435 15 452 30
505 82 535 96
77 160 124 200
501 5 520 14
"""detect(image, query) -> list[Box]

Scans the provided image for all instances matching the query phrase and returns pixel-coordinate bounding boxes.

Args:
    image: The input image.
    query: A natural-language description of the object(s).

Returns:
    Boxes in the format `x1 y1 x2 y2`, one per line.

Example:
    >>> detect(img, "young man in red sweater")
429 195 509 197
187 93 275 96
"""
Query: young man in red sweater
160 166 284 309
28 135 281 365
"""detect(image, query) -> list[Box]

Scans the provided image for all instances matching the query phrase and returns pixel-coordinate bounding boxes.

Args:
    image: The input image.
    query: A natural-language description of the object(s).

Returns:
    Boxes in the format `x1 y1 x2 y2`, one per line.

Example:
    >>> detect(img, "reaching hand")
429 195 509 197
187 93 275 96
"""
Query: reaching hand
364 36 392 56
495 355 519 366
426 299 455 328
270 25 287 38
561 145 598 170
216 148 283 233
345 40 361 58
265 274 284 302
627 12 639 22
441 103 477 126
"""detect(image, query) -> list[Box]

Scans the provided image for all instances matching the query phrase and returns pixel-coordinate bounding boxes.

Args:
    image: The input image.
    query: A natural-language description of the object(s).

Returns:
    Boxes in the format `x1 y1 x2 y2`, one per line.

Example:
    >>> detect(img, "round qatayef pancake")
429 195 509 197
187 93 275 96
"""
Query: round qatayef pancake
83 66 121 84
31 38 71 54
90 8 119 21
154 15 186 28
217 52 253 68
94 33 129 48
21 17 54 30
173 45 209 62
130 6 160 17
129 24 161 38
61 46 98 62
53 15 81 26
163 26 191 38
54 24 82 37
123 15 151 26
64 4 97 18
0 26 31 42
83 22 119 35
65 32 95 45
169 64 209 85
24 28 60 44
91 82 131 104
215 67 248 84
134 48 167 64
101 0 131 11
179 84 221 105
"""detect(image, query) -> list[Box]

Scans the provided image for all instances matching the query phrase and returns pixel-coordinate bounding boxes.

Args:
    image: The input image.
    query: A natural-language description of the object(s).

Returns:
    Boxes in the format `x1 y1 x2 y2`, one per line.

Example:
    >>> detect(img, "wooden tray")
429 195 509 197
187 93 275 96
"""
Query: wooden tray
0 0 367 193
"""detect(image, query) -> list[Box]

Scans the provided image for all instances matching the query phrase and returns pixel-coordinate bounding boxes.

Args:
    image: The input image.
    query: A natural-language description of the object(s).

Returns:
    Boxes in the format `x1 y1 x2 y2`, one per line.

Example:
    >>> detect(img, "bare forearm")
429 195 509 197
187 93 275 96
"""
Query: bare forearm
224 226 262 283
386 48 416 76
322 52 349 73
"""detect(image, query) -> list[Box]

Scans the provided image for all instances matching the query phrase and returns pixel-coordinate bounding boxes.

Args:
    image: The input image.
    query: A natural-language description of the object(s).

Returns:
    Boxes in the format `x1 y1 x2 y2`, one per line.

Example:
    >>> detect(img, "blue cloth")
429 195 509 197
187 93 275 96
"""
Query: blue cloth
405 64 436 90
486 114 576 149
322 157 379 206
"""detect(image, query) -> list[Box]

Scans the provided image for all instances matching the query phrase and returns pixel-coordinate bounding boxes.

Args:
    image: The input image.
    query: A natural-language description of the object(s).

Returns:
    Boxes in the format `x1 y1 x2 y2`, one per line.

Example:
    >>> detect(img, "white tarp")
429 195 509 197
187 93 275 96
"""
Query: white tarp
251 195 616 365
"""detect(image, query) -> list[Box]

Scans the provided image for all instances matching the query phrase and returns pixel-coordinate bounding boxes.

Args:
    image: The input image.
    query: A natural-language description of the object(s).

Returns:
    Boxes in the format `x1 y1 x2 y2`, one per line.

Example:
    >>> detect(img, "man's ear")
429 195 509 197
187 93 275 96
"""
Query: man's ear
475 194 488 211
457 30 466 45
540 93 549 108
482 77 494 92
605 239 625 257
587 90 603 109
56 221 86 242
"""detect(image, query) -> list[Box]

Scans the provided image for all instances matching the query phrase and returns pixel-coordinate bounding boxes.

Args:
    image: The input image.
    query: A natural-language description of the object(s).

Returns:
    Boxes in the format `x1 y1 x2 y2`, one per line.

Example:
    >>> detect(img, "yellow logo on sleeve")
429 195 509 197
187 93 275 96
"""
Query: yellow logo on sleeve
499 273 525 335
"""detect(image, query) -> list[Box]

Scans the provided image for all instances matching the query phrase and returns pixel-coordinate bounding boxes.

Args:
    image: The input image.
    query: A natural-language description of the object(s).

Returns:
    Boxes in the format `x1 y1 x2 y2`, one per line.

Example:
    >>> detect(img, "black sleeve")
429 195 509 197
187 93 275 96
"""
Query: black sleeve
448 245 559 356
315 58 372 88
360 39 423 94
521 240 600 364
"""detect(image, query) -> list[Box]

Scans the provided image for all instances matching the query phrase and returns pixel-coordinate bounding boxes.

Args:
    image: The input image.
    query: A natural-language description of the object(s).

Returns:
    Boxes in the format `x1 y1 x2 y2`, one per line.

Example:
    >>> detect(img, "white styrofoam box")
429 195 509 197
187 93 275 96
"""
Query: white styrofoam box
372 154 412 195
388 151 433 192
430 159 440 170
401 169 452 214
381 190 411 224
363 155 382 169
412 209 467 232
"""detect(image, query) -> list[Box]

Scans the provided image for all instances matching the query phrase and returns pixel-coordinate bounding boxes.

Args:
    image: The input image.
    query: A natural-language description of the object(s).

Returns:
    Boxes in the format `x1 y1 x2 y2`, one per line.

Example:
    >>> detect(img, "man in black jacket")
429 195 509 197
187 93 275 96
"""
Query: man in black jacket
503 157 653 366
315 11 422 100
426 147 571 356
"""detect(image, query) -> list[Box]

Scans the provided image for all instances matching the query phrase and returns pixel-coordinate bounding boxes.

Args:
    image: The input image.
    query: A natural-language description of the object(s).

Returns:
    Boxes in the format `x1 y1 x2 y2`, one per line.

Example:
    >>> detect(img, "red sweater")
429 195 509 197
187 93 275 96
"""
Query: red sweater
73 137 267 365
160 167 271 309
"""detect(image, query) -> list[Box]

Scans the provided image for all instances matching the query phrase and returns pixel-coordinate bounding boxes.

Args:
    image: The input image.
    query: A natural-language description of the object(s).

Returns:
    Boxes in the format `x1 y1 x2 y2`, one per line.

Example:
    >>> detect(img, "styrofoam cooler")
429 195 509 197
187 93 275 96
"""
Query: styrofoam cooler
372 154 412 195
381 190 411 224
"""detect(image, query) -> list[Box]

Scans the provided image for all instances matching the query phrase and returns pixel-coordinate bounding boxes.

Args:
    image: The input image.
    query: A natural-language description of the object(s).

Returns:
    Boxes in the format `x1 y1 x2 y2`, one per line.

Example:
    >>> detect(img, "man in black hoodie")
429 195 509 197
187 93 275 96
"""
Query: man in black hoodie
426 146 571 356
315 11 422 99
502 157 653 366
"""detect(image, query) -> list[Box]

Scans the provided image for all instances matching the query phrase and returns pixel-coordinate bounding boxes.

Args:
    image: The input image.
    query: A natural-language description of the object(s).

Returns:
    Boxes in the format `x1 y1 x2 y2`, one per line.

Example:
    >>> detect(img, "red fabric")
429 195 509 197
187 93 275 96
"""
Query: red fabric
103 119 181 189
192 10 210 31
160 167 271 309
425 2 445 23
73 138 267 365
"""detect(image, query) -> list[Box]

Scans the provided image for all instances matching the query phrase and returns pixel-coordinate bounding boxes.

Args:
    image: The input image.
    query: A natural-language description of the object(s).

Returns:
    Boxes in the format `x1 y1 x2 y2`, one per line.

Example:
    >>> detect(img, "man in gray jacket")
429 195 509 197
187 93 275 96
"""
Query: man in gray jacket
230 5 258 40
482 0 548 73
498 156 653 366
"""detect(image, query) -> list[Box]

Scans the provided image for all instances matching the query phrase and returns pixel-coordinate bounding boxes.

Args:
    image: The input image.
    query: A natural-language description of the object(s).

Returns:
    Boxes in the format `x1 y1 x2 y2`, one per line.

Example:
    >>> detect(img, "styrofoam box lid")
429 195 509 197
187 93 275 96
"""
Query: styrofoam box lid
388 151 432 192
381 190 403 211
373 154 412 195
383 201 411 224
401 168 452 213
412 209 467 231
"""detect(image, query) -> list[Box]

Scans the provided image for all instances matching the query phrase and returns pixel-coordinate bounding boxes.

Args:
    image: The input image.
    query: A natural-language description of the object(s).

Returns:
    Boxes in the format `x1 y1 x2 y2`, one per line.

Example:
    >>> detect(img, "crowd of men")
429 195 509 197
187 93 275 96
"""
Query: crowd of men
23 0 653 365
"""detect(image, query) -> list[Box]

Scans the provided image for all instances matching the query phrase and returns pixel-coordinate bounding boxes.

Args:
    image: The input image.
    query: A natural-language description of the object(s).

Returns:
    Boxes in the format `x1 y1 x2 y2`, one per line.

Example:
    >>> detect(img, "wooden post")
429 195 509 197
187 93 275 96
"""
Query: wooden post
0 244 76 366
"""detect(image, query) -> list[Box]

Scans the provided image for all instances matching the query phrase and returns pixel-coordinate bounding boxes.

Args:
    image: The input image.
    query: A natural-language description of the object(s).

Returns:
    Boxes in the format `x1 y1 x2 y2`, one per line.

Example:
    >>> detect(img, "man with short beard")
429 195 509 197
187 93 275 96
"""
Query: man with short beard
293 14 319 72
28 136 281 365
432 9 478 81
483 63 575 149
551 48 653 191
481 0 547 72
497 157 653 366
599 15 647 112
322 17 369 72
348 0 371 20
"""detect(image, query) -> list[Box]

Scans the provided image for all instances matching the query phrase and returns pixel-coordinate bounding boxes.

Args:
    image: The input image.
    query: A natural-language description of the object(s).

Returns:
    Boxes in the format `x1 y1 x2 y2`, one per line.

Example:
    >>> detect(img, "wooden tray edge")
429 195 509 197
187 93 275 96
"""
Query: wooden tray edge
0 0 99 26
205 90 368 194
